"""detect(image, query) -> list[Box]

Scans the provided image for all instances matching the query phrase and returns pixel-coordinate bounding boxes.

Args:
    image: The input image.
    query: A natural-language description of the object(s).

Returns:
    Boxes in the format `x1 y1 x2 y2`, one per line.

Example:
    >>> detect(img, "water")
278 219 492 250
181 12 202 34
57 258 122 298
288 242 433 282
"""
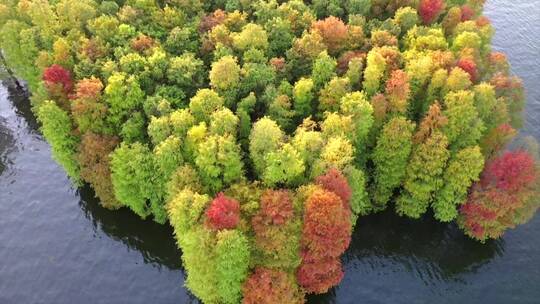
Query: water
1 1 539 303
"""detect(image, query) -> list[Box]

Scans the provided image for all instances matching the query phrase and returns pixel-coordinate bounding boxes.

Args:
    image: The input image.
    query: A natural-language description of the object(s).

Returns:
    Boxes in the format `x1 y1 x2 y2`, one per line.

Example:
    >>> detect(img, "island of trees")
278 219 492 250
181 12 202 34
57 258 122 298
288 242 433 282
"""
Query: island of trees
1 0 538 303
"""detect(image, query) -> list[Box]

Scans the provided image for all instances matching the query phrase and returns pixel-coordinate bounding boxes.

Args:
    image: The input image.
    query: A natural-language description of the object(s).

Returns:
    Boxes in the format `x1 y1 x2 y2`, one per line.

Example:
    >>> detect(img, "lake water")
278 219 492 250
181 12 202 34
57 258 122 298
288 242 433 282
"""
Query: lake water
1 1 539 303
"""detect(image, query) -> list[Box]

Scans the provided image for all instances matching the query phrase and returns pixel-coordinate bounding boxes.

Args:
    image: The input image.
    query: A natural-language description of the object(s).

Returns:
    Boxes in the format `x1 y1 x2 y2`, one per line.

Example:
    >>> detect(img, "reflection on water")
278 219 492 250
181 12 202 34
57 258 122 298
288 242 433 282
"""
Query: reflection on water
78 185 183 270
1 1 540 303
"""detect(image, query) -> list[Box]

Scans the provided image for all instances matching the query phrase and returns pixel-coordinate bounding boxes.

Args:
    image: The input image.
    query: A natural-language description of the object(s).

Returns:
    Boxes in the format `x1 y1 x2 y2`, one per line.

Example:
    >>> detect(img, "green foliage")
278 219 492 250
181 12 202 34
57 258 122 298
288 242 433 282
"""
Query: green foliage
189 89 224 123
249 118 284 177
396 132 450 218
195 134 244 194
2 1 534 302
37 101 80 183
372 117 415 209
433 146 484 222
110 142 154 218
214 230 250 304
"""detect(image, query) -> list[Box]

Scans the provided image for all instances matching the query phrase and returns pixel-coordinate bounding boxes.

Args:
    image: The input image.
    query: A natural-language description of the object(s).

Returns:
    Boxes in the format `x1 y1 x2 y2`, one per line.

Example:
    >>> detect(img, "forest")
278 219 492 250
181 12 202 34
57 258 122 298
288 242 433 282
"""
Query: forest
0 0 539 303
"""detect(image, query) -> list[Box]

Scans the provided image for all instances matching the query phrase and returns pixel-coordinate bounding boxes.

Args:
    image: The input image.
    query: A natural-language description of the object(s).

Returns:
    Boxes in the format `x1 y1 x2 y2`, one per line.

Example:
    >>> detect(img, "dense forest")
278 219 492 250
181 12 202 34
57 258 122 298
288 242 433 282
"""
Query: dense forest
1 0 539 303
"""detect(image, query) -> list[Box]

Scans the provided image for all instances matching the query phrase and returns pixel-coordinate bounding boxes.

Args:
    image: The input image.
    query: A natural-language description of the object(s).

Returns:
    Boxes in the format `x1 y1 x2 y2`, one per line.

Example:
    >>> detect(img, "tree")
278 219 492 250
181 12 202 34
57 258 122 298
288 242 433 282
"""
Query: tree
384 69 410 115
232 23 268 51
209 55 240 93
104 72 145 130
249 118 284 177
195 135 244 193
77 133 120 209
205 193 241 230
189 88 224 123
167 52 204 93
418 0 445 24
167 189 210 236
263 143 306 187
458 151 539 242
372 117 415 209
293 78 315 120
433 146 484 222
311 16 349 55
396 131 450 219
298 187 351 294
311 51 337 90
210 108 239 137
110 142 154 219
362 49 387 97
442 90 485 152
242 268 304 304
215 229 251 304
152 136 184 223
251 190 301 269
318 77 351 113
37 101 80 184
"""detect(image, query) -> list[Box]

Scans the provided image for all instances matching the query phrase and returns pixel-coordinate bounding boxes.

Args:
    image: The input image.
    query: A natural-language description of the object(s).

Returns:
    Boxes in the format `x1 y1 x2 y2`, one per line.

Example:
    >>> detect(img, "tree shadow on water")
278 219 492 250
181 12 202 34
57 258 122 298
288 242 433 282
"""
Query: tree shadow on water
78 184 183 270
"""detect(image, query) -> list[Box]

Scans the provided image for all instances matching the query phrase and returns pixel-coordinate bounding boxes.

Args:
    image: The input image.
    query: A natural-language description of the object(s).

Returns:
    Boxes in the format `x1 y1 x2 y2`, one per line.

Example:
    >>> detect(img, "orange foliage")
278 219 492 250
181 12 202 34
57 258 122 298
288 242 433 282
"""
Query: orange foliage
311 16 349 54
242 267 304 304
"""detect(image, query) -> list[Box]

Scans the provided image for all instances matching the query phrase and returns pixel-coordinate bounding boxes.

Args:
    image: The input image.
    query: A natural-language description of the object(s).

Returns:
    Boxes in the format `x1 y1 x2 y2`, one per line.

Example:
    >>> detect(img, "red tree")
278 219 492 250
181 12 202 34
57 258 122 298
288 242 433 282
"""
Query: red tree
255 190 294 225
419 0 445 24
460 5 475 21
315 168 352 208
205 192 240 230
297 186 352 294
296 256 343 294
457 58 478 83
459 151 539 241
43 64 74 96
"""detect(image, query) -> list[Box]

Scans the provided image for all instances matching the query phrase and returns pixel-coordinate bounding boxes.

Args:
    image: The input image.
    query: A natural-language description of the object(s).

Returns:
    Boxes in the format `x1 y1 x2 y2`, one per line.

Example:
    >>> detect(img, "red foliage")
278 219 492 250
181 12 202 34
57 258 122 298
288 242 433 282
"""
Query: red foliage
419 0 445 24
460 5 475 21
43 64 73 95
311 16 349 54
482 151 536 192
296 257 344 294
459 151 539 240
315 168 352 207
297 187 351 293
457 58 478 83
242 267 304 304
301 188 351 259
255 190 294 225
205 192 240 230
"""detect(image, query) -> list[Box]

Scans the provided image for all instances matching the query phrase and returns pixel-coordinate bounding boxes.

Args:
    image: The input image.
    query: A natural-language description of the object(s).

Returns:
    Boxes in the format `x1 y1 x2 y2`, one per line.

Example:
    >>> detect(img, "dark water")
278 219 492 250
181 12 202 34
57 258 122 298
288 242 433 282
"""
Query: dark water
1 1 539 303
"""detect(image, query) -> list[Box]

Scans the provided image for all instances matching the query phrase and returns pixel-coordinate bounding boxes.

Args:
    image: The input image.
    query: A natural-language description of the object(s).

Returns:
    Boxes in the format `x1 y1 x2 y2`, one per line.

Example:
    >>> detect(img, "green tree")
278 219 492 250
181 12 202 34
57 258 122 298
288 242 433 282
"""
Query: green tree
249 117 284 177
263 143 306 187
189 89 224 123
104 72 145 130
371 117 415 209
195 134 244 193
362 49 386 97
37 101 80 184
110 142 154 219
293 78 315 119
396 131 450 218
442 90 485 151
433 146 484 222
215 229 251 304
311 51 337 89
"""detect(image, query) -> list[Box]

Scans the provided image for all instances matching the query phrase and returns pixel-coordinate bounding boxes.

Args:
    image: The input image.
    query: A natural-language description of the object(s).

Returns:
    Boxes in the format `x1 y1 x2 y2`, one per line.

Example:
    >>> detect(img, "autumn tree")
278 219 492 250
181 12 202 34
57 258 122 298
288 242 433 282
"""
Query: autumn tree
372 117 415 209
433 146 484 222
458 151 539 242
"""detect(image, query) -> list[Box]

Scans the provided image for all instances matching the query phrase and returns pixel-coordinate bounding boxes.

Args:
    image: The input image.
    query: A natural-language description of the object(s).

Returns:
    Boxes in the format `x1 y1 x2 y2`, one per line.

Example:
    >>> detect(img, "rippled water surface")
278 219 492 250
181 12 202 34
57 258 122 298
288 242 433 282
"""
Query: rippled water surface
1 1 539 303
